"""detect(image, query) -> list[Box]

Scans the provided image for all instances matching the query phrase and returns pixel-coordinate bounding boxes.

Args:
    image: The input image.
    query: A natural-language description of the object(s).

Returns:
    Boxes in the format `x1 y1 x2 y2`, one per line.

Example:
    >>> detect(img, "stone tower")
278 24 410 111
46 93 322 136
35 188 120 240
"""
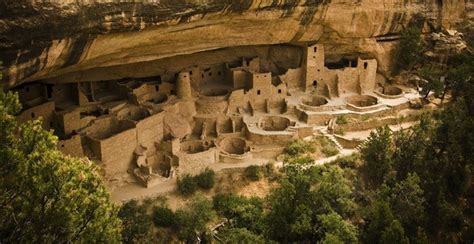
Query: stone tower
304 44 325 92
176 72 192 99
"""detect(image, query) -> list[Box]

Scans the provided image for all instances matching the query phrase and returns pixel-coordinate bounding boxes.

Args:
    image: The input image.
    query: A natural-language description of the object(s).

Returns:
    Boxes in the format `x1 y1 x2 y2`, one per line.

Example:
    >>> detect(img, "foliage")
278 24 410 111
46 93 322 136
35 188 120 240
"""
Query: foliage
119 200 153 243
195 168 215 190
284 139 315 156
177 174 198 196
174 197 216 242
265 163 356 242
395 26 425 72
218 227 266 244
152 206 177 228
243 165 261 181
316 212 358 243
380 220 409 244
334 153 360 169
358 77 474 243
212 193 265 233
316 136 339 157
0 90 122 243
336 115 349 125
419 64 445 99
177 168 216 196
360 126 393 188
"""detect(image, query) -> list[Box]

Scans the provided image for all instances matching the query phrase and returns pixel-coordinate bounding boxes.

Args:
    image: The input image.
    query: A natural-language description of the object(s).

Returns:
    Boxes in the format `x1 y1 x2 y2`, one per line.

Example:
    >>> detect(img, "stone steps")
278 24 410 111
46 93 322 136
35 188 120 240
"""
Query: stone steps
355 138 370 151
318 127 344 152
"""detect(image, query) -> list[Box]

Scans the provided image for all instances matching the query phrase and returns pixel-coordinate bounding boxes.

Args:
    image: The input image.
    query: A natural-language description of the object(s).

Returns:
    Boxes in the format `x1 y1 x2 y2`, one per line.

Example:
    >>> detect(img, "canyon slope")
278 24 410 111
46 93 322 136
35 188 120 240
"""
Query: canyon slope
0 0 468 88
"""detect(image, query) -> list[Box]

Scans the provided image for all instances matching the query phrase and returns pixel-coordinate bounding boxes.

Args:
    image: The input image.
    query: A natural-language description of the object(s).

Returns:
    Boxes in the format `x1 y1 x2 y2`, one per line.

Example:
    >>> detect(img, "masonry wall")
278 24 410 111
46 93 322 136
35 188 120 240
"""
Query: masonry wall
334 68 361 95
228 89 246 114
359 59 378 93
176 72 192 99
304 44 325 91
17 83 45 106
136 112 164 152
177 149 218 175
280 68 303 89
99 128 138 177
245 129 295 146
17 101 55 130
58 135 84 157
54 110 81 137
231 70 248 89
248 72 272 110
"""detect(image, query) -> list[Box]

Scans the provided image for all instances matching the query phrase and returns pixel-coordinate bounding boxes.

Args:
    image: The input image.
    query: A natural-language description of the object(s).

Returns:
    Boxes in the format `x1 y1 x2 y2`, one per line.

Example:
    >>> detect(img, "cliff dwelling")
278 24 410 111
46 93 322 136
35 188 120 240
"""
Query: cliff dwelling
10 43 423 188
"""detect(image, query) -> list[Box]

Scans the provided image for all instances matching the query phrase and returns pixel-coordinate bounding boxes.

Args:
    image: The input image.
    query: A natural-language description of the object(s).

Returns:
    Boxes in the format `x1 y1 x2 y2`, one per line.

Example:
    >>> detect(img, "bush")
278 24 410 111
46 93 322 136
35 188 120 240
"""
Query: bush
262 163 275 177
152 206 176 228
284 140 315 156
212 193 265 233
177 174 198 196
244 165 261 181
335 154 359 169
195 168 215 190
119 200 153 243
316 136 339 157
174 197 216 242
322 146 339 157
336 115 349 125
177 169 216 196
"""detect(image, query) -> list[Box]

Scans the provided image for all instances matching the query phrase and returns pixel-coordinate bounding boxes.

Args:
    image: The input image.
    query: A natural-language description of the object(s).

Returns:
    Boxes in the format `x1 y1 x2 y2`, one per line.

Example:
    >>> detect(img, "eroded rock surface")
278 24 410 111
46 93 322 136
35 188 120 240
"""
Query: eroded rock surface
0 0 468 87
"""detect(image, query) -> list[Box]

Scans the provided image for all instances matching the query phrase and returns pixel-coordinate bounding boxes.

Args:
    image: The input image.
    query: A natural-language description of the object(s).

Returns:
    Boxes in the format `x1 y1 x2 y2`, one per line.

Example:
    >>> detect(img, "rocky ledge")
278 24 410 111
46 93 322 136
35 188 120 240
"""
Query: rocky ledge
0 0 468 87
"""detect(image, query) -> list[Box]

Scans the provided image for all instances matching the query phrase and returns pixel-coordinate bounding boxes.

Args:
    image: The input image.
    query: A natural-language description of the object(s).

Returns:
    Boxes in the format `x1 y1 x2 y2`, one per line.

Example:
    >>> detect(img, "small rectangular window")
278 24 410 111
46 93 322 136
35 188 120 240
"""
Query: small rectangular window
314 47 317 52
278 89 282 94
364 62 368 69
257 90 261 95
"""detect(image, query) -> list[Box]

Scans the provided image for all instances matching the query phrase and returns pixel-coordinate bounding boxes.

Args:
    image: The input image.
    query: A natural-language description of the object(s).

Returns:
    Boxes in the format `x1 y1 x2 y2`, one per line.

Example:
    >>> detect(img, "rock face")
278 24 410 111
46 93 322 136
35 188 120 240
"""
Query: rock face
0 0 467 87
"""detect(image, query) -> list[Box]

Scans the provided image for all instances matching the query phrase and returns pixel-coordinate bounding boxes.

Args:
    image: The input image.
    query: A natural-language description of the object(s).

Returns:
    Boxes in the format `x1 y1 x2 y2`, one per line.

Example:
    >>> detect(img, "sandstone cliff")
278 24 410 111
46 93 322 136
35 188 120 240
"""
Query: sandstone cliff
0 0 467 87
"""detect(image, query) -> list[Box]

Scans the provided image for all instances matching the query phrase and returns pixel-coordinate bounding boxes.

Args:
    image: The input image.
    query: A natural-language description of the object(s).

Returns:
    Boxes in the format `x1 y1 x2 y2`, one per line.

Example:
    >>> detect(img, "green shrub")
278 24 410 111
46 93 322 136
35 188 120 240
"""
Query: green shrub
118 200 153 243
284 140 315 156
244 165 261 181
334 128 345 136
315 136 339 157
336 115 349 125
335 154 359 169
195 168 215 190
177 174 198 196
152 206 176 228
262 163 275 178
322 146 339 157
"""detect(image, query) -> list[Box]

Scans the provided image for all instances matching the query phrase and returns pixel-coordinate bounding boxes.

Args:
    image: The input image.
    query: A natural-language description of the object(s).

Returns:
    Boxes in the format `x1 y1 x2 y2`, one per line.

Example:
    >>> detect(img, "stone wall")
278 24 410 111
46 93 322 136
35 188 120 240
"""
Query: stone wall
91 127 138 178
136 112 165 153
58 135 84 157
17 101 55 130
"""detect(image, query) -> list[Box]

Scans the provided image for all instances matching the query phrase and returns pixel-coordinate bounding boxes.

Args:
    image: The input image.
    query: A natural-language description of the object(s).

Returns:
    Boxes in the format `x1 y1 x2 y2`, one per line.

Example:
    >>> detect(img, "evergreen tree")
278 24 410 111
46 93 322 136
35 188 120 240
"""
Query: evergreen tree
0 90 121 242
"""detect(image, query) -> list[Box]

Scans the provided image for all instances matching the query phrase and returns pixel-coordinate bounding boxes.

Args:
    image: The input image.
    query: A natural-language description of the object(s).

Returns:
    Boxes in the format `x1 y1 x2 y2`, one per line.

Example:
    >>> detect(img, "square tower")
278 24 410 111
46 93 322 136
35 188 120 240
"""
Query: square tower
304 44 325 92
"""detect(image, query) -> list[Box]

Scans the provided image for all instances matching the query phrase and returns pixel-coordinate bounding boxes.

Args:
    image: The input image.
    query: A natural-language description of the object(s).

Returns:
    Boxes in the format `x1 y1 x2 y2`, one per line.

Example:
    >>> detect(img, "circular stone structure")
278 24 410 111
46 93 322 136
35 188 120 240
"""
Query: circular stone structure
219 137 249 155
200 88 228 97
301 95 328 107
181 140 214 154
146 94 168 104
379 86 403 96
345 95 378 107
259 116 291 131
